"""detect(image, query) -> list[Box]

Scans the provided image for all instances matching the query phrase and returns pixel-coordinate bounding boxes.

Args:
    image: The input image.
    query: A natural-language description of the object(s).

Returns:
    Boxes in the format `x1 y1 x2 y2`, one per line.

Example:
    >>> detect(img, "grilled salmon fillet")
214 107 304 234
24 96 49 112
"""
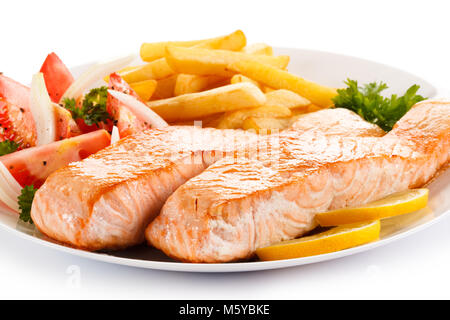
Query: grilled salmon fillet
31 127 256 250
147 101 450 262
31 108 382 251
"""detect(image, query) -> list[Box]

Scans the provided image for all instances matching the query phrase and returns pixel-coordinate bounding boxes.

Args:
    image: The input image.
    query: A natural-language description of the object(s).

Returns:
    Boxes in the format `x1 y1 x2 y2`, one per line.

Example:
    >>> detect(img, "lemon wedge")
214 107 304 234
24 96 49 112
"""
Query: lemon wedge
316 188 429 227
256 220 380 261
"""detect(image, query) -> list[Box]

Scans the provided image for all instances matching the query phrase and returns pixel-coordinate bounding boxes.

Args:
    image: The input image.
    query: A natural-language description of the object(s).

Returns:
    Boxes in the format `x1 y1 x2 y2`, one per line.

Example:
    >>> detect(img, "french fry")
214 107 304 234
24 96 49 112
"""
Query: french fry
227 60 337 108
262 86 275 93
242 117 290 133
171 30 248 96
169 113 224 127
104 65 140 83
123 30 248 83
290 107 310 117
120 58 174 83
242 43 273 56
165 46 290 77
230 74 263 90
150 75 177 100
145 31 245 93
305 103 322 113
129 79 157 101
265 89 310 109
215 89 310 129
288 113 310 125
140 30 246 62
147 83 266 122
217 105 291 129
289 103 322 117
202 113 224 128
174 74 227 96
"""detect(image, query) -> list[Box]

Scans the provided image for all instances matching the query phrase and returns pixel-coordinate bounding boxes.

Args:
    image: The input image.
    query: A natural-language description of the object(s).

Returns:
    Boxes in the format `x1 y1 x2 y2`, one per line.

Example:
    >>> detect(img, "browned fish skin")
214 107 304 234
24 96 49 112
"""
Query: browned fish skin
29 108 400 252
147 101 450 262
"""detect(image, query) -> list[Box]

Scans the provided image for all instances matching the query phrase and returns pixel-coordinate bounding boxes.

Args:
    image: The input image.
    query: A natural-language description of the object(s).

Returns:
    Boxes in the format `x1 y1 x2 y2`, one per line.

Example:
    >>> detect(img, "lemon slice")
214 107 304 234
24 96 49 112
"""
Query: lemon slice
316 188 429 227
256 220 380 261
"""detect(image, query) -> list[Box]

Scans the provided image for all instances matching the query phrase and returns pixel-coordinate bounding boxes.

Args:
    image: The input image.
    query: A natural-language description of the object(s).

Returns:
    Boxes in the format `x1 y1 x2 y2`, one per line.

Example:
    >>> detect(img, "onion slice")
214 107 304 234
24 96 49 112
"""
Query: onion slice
111 126 120 145
61 54 136 102
107 89 168 129
30 73 56 146
0 162 22 212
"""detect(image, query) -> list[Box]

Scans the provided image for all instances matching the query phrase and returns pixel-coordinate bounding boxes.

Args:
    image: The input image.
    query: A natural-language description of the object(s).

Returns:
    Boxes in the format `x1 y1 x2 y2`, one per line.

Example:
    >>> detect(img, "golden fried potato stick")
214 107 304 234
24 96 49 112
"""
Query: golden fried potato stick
121 58 174 83
174 74 228 96
217 105 291 129
165 46 290 77
242 117 290 133
104 66 139 83
140 30 246 62
230 74 263 90
227 60 337 108
127 30 247 84
264 89 310 109
241 43 273 55
150 75 178 100
129 79 157 101
215 90 308 129
147 82 266 122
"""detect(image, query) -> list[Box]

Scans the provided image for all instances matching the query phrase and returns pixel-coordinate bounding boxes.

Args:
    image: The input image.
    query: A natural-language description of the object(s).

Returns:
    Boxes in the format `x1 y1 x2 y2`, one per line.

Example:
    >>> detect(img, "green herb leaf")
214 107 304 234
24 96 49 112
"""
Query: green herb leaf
81 86 110 126
0 140 20 156
62 86 111 127
18 185 37 224
332 79 426 131
62 97 83 120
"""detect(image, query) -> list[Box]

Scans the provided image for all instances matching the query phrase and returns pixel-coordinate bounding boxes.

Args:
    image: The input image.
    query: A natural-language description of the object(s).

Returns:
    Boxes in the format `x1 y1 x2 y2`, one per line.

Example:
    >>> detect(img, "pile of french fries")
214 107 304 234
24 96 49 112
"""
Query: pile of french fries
110 30 338 133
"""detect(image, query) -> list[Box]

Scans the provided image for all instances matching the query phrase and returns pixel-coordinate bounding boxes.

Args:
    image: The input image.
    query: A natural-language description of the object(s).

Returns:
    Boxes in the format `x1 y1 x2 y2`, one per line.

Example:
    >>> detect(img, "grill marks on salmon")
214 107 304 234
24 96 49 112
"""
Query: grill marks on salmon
147 101 450 262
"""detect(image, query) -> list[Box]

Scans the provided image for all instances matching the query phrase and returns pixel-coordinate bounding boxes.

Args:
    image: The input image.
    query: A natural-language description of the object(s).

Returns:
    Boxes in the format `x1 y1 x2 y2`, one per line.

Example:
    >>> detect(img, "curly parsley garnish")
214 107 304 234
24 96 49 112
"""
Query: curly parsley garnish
62 86 111 127
332 79 426 131
18 185 37 224
0 140 19 156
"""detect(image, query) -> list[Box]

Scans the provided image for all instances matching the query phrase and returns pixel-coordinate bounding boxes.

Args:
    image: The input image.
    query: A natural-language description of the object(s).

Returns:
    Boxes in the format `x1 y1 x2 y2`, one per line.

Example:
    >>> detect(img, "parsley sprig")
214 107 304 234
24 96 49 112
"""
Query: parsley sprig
0 140 19 156
63 86 111 127
18 185 37 224
332 79 426 131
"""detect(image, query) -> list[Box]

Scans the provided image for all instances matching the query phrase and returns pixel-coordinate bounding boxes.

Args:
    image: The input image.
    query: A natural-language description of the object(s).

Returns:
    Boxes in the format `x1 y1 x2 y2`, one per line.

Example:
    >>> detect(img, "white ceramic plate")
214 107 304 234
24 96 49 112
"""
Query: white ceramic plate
0 48 447 273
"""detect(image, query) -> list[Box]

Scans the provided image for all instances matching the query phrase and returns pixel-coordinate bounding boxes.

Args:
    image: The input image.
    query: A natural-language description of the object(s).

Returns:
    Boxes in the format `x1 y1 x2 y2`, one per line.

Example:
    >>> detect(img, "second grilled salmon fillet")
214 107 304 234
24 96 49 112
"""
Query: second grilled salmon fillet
31 108 382 250
147 101 450 262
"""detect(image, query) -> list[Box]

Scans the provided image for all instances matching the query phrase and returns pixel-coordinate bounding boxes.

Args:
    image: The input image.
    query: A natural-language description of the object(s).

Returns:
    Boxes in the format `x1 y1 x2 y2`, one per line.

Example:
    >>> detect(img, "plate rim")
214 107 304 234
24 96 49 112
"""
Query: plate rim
0 47 445 273
0 206 447 273
275 46 438 97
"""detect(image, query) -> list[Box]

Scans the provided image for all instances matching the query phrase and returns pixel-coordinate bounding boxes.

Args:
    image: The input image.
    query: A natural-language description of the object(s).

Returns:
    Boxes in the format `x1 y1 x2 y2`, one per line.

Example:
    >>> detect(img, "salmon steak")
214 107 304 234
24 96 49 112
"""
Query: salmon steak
31 126 256 250
147 100 449 262
31 102 449 261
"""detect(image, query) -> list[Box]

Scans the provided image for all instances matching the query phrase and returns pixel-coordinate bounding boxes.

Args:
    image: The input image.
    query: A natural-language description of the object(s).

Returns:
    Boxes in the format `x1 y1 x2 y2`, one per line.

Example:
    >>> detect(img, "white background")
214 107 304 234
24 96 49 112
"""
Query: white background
0 0 449 299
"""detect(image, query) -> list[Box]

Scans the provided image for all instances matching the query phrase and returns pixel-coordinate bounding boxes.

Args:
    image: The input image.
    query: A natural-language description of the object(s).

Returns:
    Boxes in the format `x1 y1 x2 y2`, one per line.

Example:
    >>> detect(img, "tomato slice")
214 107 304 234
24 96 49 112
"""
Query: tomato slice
0 129 111 188
107 73 151 138
108 73 141 100
40 52 74 103
0 75 36 147
54 104 82 139
0 74 30 110
0 74 80 147
39 53 107 135
75 117 113 135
